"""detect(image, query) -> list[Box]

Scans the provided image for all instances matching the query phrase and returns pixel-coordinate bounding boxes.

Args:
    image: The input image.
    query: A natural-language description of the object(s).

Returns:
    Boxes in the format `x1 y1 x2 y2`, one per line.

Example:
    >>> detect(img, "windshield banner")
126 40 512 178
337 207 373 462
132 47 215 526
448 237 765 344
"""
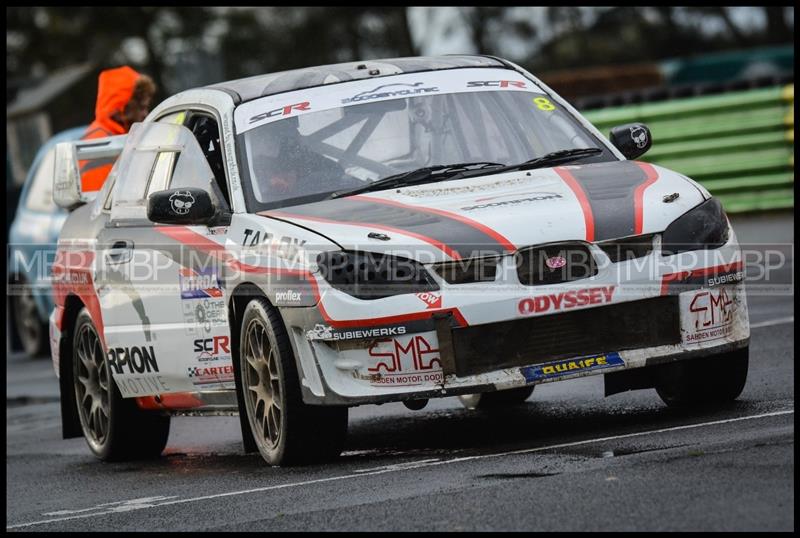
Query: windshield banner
234 68 546 134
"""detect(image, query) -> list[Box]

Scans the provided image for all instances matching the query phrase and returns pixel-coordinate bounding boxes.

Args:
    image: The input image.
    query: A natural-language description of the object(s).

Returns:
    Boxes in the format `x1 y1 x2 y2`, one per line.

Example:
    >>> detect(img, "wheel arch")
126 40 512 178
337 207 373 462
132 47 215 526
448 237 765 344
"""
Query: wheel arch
227 282 270 454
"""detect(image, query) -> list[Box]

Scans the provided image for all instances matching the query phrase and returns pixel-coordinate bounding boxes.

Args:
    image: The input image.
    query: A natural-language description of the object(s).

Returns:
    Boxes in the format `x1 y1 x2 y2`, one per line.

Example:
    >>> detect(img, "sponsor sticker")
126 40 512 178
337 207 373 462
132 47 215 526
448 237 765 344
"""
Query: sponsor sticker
275 289 303 303
115 376 173 398
193 336 231 362
357 334 443 387
415 291 442 310
518 285 616 315
520 352 624 383
187 364 235 386
707 270 744 288
179 267 223 300
235 68 545 133
681 286 735 344
461 192 563 211
107 345 159 375
249 102 311 125
107 345 173 398
342 82 439 104
305 323 409 342
183 298 227 335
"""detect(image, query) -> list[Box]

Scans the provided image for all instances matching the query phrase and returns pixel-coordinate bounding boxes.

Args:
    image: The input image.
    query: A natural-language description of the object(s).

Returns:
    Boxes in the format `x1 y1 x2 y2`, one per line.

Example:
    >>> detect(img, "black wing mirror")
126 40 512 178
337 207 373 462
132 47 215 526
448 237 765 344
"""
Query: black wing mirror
609 123 652 160
147 187 215 225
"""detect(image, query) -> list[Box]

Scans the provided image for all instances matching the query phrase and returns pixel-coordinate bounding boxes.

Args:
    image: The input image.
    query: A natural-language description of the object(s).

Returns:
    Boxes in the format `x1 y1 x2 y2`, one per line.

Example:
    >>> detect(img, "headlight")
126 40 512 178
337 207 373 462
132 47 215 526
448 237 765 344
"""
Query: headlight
316 251 439 300
661 197 730 255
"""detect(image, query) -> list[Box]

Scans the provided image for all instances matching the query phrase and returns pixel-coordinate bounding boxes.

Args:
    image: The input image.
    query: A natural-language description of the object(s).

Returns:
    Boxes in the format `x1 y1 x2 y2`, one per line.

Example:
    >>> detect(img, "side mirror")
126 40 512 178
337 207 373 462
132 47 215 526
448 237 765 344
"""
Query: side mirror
147 187 215 225
609 123 652 160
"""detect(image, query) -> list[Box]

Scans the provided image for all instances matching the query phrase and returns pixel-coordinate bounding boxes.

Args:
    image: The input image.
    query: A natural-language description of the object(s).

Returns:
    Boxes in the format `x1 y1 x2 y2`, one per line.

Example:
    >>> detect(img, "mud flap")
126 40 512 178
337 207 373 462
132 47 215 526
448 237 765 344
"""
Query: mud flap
433 312 457 377
604 366 657 397
59 341 82 439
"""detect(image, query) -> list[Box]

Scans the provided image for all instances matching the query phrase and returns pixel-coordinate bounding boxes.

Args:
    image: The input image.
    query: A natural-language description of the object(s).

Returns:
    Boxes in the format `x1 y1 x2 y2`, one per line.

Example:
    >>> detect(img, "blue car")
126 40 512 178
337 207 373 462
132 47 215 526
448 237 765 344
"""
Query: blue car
8 126 86 358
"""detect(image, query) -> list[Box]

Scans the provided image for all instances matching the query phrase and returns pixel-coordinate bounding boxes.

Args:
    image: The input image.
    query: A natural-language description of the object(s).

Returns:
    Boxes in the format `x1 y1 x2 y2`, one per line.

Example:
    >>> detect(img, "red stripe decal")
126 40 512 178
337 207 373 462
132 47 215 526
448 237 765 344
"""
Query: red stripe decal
156 226 468 329
660 260 744 295
52 249 106 349
554 167 595 242
633 162 659 235
353 194 516 253
264 210 463 260
158 226 229 258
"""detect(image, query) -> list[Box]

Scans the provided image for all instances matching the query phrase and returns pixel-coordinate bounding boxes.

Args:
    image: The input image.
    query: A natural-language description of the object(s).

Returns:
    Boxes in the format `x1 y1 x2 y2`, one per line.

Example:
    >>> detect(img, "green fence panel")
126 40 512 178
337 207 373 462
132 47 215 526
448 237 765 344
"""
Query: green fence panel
582 84 794 213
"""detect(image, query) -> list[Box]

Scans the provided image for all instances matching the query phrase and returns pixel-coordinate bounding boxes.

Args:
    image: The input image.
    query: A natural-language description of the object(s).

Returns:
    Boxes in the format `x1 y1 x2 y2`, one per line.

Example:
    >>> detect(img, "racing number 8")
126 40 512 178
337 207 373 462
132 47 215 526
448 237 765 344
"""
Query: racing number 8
533 97 556 111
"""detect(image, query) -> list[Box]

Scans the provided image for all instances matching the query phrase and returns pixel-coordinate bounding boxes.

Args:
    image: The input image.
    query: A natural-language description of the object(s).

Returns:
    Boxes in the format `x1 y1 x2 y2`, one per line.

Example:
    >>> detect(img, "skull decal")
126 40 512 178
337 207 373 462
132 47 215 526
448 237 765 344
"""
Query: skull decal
629 126 649 149
169 190 195 215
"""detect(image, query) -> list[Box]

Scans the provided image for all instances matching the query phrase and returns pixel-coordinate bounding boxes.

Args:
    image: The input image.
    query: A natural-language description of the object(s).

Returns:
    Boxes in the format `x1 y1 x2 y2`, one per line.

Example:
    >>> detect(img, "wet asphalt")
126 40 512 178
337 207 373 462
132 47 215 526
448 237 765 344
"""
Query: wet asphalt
5 212 794 531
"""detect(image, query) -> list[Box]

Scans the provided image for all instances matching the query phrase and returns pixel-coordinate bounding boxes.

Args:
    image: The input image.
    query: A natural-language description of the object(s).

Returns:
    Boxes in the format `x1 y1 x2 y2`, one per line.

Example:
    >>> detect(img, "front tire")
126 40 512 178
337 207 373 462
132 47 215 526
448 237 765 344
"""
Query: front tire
72 308 170 461
655 347 749 408
240 298 348 466
459 386 535 409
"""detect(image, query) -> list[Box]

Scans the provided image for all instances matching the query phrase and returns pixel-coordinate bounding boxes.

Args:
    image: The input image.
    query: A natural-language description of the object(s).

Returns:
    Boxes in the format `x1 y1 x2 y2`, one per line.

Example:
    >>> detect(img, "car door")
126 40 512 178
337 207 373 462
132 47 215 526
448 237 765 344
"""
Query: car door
96 121 234 399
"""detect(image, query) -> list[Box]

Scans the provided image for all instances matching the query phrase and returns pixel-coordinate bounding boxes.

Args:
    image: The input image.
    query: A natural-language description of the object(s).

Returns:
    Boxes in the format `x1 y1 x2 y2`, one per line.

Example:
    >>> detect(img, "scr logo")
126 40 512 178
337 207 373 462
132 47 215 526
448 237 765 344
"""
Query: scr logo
249 102 311 124
193 336 231 356
467 80 527 88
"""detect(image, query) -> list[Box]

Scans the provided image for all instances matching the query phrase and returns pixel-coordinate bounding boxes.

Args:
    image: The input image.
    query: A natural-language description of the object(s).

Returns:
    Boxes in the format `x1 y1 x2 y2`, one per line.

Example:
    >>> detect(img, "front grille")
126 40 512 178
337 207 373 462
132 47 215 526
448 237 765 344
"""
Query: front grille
598 234 655 263
515 242 597 286
432 257 499 284
449 296 680 377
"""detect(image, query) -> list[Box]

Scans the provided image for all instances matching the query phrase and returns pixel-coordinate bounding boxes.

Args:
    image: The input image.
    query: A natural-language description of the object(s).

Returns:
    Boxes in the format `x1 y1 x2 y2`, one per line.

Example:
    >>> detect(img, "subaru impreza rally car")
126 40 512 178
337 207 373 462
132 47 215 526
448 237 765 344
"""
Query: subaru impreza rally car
49 55 748 466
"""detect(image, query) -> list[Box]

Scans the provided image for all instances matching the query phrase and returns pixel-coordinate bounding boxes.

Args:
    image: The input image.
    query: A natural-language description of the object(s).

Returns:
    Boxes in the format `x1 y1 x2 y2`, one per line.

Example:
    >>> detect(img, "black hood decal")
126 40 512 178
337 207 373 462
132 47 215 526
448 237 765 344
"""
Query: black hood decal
555 161 659 242
262 194 516 260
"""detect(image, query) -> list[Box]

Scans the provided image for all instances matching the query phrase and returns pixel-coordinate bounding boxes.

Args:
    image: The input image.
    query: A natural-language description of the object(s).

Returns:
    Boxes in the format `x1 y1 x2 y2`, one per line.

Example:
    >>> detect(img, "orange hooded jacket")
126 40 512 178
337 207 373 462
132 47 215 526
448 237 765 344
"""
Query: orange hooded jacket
79 66 141 192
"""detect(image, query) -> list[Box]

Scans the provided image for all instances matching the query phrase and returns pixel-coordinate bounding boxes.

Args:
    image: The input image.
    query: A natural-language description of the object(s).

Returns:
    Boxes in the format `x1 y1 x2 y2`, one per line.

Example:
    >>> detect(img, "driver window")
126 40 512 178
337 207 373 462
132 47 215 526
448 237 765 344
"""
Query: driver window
186 114 230 208
110 122 221 222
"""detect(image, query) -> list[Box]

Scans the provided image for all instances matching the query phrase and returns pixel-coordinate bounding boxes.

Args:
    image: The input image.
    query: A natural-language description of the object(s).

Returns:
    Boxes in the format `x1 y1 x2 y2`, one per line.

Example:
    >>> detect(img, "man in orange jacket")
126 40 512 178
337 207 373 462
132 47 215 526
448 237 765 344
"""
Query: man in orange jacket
79 66 157 192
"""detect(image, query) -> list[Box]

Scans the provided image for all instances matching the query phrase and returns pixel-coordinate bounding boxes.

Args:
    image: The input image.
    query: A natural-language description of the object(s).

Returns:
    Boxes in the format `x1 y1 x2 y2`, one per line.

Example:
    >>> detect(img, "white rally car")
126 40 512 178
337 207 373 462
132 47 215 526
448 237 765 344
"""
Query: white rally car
49 55 748 466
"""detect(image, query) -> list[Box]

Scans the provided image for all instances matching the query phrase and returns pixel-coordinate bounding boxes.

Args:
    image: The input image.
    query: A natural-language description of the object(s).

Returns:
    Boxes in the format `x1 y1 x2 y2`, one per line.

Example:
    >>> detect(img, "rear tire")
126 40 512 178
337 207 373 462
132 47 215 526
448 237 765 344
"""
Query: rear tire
72 308 170 461
459 385 535 409
655 347 749 408
239 298 348 466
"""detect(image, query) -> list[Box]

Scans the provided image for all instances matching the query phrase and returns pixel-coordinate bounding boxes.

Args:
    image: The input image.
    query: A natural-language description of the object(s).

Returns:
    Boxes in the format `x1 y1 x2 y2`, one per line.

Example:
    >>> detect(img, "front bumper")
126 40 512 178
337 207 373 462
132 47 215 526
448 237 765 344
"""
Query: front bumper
279 231 749 406
283 277 749 406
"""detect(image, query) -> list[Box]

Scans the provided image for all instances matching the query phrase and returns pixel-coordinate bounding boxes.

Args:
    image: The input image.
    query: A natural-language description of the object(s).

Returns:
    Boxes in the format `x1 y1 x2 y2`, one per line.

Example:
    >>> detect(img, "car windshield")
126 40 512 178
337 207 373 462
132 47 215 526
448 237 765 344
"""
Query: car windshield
235 68 615 210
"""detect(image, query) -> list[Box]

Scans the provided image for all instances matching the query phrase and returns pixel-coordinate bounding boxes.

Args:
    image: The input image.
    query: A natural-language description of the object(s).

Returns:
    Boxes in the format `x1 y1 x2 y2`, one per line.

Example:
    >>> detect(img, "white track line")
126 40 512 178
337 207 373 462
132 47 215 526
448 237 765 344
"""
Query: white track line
750 316 794 329
7 409 794 530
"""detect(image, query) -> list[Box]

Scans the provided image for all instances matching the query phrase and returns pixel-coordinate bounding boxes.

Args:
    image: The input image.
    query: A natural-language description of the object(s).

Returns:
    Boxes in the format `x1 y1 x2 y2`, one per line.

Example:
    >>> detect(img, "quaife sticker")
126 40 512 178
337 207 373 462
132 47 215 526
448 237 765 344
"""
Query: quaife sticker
520 352 624 383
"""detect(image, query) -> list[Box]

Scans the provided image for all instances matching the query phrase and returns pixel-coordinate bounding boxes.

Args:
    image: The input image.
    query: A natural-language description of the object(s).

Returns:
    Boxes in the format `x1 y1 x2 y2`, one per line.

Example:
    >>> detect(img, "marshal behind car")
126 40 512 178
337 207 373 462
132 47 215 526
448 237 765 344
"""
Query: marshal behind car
49 55 748 466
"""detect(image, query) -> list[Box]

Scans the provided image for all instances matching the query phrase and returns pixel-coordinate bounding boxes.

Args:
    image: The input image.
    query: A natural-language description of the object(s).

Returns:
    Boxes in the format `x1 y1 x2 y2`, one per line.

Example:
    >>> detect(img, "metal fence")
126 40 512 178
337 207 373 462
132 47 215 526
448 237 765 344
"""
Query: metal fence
584 84 794 213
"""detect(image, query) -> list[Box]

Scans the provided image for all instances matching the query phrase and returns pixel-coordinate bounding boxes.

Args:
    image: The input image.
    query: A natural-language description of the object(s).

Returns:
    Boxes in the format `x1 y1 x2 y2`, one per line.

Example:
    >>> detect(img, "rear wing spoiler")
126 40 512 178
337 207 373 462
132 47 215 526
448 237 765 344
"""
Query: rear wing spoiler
53 134 127 210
